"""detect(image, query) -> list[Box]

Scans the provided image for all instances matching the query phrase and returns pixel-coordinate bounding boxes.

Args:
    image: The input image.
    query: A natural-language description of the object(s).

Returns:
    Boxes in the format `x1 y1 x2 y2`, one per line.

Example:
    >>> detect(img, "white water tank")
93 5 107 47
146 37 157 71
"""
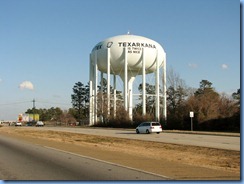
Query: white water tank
91 34 165 75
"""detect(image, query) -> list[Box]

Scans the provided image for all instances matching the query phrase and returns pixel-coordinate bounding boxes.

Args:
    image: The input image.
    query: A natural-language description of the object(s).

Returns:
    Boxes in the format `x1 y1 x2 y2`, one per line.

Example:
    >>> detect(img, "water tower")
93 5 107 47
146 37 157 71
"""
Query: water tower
89 34 166 125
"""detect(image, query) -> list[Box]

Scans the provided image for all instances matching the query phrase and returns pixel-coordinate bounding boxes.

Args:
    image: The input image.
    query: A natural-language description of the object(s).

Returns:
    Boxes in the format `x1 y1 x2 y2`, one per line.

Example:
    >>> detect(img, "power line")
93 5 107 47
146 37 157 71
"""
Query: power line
0 100 71 107
0 101 32 106
35 100 71 106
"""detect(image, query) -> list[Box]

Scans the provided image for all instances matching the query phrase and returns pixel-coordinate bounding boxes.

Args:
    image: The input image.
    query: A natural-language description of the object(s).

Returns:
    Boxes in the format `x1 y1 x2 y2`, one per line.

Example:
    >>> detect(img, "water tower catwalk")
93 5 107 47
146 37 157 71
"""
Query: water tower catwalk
89 35 166 125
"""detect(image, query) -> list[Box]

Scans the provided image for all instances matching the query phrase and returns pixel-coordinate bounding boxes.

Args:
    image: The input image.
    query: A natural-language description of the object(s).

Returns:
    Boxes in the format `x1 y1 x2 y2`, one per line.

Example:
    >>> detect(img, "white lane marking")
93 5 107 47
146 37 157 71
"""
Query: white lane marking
43 146 172 180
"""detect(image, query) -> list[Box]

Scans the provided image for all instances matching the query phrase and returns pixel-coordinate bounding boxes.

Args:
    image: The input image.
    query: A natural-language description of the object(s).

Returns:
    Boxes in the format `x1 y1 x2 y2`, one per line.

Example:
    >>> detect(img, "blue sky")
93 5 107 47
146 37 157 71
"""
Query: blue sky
0 0 240 120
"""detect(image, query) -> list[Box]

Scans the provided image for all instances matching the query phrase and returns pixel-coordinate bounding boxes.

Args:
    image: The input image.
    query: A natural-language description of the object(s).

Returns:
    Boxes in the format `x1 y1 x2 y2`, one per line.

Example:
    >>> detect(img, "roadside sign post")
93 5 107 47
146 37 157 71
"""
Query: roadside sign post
190 111 194 131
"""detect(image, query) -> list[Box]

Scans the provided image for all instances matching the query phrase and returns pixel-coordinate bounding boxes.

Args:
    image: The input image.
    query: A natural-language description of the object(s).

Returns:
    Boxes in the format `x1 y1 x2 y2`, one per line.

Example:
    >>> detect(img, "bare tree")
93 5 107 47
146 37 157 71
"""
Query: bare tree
167 67 187 89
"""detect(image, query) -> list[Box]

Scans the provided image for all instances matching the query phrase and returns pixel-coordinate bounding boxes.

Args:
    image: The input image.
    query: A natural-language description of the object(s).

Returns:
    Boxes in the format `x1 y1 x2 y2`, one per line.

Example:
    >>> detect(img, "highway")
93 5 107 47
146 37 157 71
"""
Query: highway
30 126 240 151
0 135 168 180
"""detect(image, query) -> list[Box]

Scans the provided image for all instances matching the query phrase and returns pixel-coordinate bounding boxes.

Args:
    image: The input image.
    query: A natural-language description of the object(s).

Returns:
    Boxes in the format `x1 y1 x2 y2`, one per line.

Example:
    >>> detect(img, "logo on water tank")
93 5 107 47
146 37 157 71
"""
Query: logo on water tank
107 42 113 48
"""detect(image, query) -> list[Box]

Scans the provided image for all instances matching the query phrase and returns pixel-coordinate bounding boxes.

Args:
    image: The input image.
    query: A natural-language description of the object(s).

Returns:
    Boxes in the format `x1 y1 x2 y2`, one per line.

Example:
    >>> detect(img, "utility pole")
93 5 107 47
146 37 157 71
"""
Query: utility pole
32 99 35 109
32 99 35 121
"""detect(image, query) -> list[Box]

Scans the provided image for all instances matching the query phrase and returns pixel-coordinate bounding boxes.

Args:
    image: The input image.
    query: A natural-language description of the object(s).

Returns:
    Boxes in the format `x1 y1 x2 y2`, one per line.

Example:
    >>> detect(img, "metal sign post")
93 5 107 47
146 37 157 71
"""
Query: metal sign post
190 111 194 131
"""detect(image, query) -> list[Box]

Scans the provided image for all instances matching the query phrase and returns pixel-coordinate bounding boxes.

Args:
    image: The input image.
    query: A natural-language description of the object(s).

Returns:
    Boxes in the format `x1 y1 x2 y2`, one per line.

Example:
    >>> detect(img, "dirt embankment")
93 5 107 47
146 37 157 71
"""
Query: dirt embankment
0 127 240 180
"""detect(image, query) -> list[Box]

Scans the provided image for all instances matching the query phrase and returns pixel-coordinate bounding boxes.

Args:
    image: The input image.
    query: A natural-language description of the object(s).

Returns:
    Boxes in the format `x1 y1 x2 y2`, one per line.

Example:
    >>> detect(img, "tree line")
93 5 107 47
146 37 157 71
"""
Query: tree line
25 70 240 131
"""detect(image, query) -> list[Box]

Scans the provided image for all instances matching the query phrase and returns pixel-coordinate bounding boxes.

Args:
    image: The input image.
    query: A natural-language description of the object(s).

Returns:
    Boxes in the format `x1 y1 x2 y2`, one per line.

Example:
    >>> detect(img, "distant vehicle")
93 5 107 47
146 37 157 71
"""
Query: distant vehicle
136 122 162 134
15 122 22 126
26 122 34 126
9 122 15 126
36 121 44 127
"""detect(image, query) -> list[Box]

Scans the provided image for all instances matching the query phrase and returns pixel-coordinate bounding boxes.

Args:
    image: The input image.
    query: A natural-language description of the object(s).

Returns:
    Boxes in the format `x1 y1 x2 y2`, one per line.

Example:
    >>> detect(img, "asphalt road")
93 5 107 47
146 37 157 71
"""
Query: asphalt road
29 126 240 151
0 135 168 180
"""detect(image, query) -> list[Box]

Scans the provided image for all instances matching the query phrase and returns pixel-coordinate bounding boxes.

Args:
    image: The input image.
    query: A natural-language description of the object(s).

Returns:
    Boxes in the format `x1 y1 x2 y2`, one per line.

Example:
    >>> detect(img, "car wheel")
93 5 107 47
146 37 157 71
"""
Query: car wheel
146 129 150 134
157 132 160 134
136 129 140 134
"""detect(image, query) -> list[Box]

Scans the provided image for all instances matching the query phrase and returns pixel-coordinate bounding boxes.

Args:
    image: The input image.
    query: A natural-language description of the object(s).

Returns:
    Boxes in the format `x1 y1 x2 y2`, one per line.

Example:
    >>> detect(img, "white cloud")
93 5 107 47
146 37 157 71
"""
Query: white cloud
0 78 2 83
221 64 228 70
19 81 34 90
188 63 198 69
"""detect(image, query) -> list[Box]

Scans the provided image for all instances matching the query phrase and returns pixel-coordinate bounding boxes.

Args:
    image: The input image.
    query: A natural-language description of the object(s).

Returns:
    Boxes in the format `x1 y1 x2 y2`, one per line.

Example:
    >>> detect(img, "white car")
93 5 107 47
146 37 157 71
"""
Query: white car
136 122 162 134
36 121 44 127
15 122 22 126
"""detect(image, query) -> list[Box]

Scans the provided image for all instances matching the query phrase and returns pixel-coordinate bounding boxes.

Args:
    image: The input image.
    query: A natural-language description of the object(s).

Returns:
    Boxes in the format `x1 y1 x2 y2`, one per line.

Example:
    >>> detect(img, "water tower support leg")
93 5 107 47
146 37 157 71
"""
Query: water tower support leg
163 54 167 123
89 54 94 125
107 48 111 118
94 51 98 123
128 78 134 120
155 54 160 121
89 81 93 125
124 47 128 112
113 75 116 118
101 72 104 114
142 48 146 116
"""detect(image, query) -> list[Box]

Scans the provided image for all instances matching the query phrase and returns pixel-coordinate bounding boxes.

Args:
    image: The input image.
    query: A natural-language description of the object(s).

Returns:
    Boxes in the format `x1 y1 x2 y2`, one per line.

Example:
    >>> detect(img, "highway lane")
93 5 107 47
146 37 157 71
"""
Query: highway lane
30 127 240 151
0 135 169 180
